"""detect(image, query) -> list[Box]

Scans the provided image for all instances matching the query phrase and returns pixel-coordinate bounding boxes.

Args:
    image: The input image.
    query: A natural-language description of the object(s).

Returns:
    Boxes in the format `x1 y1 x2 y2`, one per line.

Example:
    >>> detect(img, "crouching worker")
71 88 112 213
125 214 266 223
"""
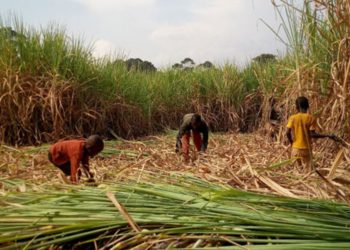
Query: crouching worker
48 135 104 183
286 96 337 173
176 113 209 162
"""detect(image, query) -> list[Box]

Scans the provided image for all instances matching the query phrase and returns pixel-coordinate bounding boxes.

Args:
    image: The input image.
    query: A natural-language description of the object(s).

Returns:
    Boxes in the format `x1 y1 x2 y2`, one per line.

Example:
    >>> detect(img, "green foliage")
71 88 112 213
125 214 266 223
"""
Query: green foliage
1 0 349 144
252 53 276 64
1 173 350 249
124 58 157 72
0 16 255 144
197 61 214 69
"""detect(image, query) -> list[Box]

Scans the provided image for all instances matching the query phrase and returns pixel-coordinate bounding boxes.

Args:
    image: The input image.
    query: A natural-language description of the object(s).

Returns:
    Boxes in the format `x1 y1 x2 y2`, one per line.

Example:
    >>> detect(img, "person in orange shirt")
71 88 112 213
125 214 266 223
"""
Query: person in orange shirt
48 135 104 183
286 96 337 172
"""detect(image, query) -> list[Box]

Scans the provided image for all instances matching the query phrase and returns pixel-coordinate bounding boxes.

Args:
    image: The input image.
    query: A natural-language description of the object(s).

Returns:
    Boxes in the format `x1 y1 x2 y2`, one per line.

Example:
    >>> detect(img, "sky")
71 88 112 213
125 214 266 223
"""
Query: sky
0 0 287 68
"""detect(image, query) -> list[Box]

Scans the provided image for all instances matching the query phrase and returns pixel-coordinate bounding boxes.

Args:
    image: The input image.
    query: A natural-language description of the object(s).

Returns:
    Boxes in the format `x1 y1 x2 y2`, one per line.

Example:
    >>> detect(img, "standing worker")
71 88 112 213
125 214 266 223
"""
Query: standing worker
286 96 337 173
176 113 209 162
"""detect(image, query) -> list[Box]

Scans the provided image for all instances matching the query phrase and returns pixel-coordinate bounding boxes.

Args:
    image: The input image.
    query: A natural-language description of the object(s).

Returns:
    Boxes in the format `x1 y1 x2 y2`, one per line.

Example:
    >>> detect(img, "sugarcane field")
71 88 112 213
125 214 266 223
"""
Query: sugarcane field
1 0 350 249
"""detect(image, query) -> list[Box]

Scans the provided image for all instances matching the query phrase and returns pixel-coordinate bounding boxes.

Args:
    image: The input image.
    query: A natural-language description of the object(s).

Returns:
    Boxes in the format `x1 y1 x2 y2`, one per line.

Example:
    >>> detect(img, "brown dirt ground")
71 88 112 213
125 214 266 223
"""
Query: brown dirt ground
1 132 350 202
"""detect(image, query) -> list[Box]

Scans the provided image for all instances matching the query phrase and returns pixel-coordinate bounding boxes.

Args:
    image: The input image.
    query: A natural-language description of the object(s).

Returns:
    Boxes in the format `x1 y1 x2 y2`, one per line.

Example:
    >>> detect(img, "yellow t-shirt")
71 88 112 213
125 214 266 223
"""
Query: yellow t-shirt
286 113 316 149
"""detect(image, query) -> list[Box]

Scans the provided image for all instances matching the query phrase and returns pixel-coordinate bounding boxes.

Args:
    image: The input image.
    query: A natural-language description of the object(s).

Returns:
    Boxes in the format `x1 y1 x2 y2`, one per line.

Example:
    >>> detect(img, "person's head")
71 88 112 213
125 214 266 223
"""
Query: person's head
85 135 104 157
191 113 202 130
295 96 309 111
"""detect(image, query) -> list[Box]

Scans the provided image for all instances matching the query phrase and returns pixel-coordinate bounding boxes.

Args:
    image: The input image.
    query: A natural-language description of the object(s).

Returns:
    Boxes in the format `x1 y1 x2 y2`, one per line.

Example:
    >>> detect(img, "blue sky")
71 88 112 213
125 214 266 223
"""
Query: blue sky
1 0 287 67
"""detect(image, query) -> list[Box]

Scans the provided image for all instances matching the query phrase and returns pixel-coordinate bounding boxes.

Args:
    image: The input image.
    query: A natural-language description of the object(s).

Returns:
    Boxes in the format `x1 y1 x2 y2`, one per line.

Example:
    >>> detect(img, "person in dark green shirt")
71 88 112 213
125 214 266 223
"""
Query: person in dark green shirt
176 113 209 162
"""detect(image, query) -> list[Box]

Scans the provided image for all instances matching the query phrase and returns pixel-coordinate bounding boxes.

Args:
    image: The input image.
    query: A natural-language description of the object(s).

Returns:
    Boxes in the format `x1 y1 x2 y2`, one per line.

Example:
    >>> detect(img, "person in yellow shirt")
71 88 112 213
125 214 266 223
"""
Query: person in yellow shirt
286 96 337 172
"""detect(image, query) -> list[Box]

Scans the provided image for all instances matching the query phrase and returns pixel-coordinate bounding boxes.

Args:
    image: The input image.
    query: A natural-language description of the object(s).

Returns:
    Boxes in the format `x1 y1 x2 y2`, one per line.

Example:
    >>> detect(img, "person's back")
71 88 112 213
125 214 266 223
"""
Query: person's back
49 139 85 167
286 96 337 173
48 135 104 183
287 112 315 150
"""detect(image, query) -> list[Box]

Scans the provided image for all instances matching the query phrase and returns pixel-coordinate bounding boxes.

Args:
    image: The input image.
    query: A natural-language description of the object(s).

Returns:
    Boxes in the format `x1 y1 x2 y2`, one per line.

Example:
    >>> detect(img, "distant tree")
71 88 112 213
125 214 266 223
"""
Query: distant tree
181 57 195 65
0 27 18 38
180 58 195 69
141 60 157 72
124 58 157 72
125 58 142 71
197 61 214 69
252 54 276 64
172 63 183 69
172 58 215 71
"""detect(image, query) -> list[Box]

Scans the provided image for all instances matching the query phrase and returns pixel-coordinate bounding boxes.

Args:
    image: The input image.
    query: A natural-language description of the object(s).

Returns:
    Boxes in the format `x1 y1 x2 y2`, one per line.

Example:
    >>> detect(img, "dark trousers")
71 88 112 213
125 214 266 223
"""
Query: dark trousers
48 152 72 176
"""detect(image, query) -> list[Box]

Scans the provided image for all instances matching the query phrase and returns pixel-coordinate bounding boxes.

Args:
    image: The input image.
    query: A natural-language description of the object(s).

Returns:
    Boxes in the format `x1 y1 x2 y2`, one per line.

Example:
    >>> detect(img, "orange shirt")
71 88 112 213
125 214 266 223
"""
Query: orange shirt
287 113 316 149
49 140 88 182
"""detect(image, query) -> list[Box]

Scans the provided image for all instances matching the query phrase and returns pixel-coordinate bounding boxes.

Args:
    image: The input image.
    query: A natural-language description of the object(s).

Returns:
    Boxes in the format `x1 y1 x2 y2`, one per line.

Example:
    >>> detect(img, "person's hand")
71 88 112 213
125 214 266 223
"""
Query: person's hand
87 178 95 183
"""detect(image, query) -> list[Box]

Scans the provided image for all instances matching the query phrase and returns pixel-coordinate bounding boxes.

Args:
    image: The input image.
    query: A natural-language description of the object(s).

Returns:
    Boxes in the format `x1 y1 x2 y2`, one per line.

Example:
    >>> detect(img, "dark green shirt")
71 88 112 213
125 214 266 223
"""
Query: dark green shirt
176 113 209 151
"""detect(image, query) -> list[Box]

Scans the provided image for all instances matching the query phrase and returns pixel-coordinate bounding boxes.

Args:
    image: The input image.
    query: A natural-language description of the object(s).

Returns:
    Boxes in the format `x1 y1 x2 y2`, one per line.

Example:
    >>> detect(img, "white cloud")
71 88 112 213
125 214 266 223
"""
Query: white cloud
73 0 156 12
63 0 285 67
92 39 116 58
1 0 287 67
149 0 284 66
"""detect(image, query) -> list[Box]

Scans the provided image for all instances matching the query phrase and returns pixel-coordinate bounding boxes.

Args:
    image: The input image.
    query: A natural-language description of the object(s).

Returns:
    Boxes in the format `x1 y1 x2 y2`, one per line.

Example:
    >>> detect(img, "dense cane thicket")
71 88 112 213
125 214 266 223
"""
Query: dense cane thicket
0 0 349 145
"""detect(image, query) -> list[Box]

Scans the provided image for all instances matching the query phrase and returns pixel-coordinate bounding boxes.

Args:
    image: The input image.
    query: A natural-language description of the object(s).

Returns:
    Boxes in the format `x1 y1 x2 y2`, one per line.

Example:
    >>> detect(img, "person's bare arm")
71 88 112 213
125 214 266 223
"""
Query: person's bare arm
310 130 337 140
70 158 80 183
201 123 209 152
82 157 94 180
286 127 293 145
176 120 190 152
